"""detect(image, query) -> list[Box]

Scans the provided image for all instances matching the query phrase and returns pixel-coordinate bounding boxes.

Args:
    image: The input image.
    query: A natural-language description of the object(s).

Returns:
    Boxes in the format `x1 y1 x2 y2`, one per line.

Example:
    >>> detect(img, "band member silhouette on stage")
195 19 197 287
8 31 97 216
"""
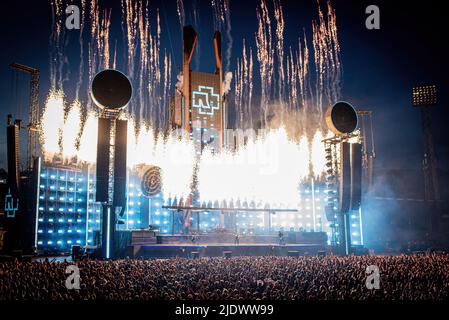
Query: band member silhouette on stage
234 233 240 245
278 230 284 245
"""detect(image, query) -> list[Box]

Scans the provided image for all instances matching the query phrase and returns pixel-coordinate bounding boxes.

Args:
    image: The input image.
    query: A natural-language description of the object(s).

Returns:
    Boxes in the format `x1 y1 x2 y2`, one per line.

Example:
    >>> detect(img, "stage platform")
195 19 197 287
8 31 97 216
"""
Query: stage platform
129 231 328 258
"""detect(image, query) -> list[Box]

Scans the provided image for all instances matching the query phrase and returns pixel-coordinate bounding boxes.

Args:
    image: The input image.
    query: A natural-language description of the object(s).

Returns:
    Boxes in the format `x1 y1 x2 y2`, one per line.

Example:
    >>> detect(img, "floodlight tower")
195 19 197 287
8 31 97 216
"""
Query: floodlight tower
412 85 440 234
412 85 439 203
91 69 132 259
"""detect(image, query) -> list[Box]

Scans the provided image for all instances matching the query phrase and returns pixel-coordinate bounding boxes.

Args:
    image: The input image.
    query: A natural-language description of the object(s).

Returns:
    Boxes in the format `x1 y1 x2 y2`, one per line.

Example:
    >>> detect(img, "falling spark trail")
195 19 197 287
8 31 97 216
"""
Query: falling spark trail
75 0 86 101
176 0 185 29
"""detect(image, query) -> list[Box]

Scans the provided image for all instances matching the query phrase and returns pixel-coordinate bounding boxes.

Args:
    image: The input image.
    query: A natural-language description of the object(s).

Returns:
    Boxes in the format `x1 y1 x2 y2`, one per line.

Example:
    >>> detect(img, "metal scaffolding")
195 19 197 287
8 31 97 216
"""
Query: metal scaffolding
10 63 40 171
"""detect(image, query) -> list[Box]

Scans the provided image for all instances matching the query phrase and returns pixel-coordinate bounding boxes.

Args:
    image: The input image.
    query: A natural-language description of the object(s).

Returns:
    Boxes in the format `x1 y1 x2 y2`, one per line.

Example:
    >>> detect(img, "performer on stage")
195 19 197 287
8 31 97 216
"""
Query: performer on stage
234 233 240 245
278 230 284 245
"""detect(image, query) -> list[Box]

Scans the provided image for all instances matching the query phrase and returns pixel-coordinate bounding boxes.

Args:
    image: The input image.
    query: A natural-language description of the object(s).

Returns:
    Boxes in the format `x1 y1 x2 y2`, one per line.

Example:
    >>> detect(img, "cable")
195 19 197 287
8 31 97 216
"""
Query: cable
370 113 375 158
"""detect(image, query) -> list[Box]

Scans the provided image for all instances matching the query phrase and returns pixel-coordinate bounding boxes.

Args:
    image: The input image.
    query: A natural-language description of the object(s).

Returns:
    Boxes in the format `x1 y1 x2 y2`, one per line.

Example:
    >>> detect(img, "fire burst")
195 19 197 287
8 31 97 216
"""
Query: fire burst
40 90 65 162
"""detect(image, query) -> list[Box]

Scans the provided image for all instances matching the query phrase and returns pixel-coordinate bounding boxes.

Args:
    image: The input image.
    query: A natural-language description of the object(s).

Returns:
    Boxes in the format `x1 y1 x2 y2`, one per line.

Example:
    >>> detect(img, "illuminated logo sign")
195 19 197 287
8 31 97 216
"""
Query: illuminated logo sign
192 86 220 116
4 189 19 218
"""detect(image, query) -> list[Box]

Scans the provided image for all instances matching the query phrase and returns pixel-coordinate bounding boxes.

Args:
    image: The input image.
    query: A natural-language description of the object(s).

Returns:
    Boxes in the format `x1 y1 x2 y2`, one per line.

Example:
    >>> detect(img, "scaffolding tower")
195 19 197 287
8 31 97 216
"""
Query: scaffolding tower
10 63 40 171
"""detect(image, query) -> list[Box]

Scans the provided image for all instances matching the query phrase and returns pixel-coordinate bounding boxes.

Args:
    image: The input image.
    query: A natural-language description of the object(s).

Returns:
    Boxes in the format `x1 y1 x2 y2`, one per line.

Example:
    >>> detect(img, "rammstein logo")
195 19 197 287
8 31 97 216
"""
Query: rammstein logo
192 86 220 116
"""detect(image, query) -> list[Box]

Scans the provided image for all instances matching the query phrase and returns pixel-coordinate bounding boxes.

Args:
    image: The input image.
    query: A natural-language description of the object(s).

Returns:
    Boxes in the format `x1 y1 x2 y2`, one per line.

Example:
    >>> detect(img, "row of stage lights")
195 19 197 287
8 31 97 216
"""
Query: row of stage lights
36 165 363 249
37 240 87 246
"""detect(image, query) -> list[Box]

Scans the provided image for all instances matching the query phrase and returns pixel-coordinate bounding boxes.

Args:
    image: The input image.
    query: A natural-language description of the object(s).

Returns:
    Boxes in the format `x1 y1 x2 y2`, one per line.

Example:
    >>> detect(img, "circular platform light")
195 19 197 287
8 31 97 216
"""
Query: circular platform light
141 165 162 198
91 69 132 110
325 101 358 135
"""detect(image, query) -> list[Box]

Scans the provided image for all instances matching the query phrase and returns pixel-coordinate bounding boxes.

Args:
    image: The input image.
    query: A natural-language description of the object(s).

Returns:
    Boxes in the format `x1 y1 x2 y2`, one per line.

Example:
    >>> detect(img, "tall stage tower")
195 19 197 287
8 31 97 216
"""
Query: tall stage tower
169 26 227 153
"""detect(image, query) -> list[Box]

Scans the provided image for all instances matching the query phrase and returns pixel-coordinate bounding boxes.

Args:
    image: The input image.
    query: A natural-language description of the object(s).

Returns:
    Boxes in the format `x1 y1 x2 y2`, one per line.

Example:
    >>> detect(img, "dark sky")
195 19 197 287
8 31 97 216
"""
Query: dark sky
0 0 448 180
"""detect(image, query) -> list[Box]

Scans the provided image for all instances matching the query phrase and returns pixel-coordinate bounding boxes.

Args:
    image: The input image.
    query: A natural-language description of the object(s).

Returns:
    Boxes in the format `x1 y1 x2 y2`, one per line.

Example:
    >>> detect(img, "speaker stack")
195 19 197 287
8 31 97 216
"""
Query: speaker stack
91 69 132 259
324 101 362 254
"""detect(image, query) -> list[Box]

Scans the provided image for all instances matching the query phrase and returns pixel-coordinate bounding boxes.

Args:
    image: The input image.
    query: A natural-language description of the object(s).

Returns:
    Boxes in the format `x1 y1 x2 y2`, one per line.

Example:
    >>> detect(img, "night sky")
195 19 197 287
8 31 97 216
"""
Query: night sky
0 0 448 188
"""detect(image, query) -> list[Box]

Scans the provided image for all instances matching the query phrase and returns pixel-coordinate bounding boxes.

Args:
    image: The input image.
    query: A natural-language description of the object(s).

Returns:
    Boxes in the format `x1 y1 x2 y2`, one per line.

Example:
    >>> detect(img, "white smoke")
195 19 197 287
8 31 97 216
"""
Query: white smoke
222 71 233 95
175 72 183 92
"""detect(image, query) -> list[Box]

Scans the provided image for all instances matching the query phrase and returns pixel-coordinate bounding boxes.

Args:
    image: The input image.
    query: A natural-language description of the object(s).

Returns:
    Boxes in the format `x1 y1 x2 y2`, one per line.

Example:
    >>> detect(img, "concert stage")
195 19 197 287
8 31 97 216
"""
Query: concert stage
128 231 328 258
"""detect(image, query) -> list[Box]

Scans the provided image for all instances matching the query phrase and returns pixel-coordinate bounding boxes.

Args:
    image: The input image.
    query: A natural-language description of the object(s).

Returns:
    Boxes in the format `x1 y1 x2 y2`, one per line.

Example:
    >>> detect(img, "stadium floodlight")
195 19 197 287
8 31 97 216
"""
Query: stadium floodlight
412 85 437 107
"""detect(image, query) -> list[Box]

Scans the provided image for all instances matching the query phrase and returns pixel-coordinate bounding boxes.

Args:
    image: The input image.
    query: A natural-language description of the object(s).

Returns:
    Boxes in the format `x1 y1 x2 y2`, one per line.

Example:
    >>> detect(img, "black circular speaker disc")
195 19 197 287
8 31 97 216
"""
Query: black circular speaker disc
91 69 132 110
325 101 358 135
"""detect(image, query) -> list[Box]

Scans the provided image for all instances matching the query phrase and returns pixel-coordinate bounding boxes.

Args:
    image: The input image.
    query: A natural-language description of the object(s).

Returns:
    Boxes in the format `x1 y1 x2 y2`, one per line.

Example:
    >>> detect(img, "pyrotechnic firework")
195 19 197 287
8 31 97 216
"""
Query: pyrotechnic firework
77 112 98 163
236 0 342 131
42 0 343 207
61 100 82 162
41 90 65 161
197 127 325 207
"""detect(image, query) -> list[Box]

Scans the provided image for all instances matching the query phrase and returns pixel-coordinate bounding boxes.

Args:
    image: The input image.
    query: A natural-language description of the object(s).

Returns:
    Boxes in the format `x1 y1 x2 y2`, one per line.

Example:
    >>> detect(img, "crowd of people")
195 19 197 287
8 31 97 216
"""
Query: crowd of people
1 253 448 300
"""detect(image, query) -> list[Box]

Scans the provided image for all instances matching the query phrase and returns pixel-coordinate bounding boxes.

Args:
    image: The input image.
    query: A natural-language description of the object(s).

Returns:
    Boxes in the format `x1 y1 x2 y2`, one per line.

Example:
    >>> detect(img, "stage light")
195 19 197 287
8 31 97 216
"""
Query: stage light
412 85 437 106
